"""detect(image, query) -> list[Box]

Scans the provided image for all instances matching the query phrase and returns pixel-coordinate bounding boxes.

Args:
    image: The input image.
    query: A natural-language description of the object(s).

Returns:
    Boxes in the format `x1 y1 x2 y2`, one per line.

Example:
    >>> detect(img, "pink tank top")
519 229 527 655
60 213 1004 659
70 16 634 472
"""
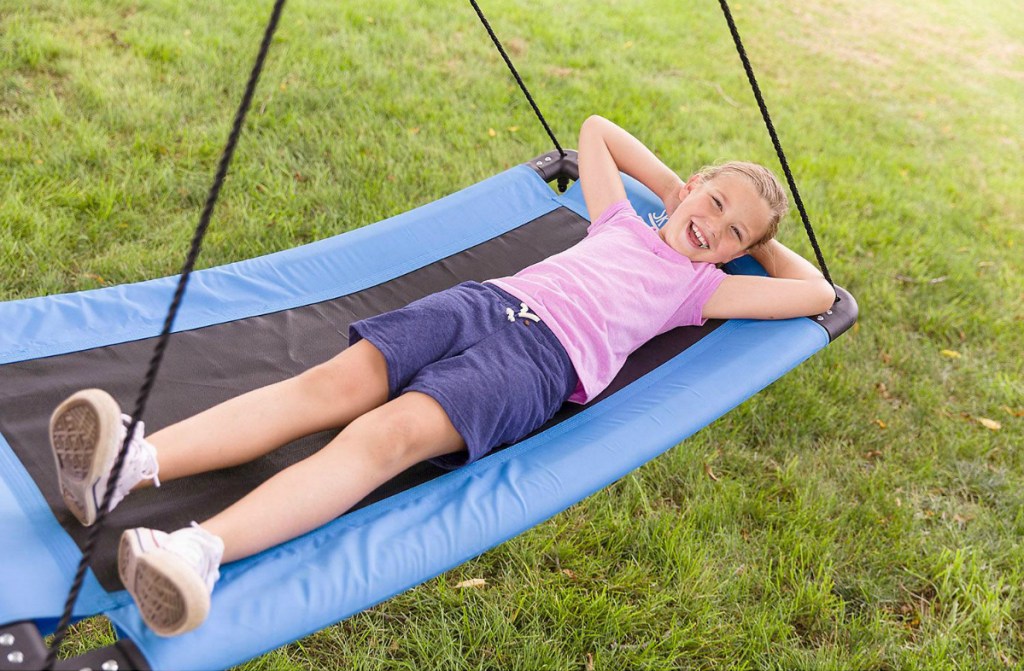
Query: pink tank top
489 200 726 404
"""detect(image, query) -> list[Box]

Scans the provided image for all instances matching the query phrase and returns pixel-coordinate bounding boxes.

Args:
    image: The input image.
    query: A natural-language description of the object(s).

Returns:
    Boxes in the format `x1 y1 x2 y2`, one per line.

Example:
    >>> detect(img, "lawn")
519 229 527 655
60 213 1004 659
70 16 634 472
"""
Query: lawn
2 0 1022 668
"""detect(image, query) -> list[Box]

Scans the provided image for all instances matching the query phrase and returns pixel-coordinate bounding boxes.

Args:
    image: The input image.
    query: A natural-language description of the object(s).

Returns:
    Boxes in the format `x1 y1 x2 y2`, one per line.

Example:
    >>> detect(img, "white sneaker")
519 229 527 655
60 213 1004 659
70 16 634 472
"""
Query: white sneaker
49 389 160 526
119 523 224 637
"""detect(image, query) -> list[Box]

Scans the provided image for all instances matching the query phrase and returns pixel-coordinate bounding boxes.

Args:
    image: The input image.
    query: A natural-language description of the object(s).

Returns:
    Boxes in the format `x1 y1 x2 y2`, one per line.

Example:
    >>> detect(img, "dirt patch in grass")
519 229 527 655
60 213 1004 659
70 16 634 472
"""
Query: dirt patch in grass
787 0 1024 82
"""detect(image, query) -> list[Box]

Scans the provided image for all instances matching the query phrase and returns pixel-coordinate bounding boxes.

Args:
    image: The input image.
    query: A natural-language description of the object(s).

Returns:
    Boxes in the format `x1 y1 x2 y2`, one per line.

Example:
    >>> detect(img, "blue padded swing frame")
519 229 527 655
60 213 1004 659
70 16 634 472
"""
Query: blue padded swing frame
0 165 838 670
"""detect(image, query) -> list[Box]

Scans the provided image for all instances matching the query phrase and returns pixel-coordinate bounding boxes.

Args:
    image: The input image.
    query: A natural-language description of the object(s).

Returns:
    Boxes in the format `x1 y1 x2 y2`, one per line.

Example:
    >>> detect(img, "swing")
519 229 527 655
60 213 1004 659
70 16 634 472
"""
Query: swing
0 1 857 669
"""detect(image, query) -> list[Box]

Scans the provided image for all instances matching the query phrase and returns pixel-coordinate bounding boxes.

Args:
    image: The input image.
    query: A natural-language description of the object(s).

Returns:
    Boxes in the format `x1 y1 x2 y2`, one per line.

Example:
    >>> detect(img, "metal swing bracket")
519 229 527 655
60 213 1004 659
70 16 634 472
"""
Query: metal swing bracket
807 285 859 342
0 620 150 671
525 149 579 186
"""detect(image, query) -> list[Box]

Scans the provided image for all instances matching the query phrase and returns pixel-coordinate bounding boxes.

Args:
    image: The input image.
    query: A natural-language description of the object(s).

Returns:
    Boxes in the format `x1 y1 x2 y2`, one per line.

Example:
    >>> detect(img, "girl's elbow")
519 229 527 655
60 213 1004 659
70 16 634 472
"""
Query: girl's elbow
810 280 836 314
580 115 600 138
581 115 617 137
579 115 603 145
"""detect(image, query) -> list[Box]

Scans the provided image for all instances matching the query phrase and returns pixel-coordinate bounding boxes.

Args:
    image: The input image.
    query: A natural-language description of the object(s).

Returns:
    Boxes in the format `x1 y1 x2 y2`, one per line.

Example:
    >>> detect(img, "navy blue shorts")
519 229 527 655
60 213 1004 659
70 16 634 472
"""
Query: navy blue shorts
349 281 577 468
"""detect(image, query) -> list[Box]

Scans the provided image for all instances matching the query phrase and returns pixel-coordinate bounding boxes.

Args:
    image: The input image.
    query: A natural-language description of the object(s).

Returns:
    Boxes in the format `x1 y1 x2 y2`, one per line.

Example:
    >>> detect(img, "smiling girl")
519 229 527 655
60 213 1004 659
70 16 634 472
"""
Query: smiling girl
48 114 835 637
576 115 835 323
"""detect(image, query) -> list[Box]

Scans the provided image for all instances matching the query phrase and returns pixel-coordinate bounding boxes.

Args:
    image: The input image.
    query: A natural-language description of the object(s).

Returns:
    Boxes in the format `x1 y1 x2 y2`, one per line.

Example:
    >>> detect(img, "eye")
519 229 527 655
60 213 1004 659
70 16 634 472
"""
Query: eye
712 195 723 211
731 225 743 242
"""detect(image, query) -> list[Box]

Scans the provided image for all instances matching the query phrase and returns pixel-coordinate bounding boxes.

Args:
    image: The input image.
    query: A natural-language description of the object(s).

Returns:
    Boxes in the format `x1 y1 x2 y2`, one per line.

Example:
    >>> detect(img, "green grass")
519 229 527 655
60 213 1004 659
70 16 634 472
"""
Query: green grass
3 0 1023 668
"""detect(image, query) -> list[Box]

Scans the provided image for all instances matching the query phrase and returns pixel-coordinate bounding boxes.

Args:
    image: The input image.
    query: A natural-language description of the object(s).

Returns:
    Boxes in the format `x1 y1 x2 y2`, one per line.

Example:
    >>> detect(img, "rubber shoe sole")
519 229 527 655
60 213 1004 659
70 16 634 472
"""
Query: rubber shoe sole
49 389 122 526
119 529 211 637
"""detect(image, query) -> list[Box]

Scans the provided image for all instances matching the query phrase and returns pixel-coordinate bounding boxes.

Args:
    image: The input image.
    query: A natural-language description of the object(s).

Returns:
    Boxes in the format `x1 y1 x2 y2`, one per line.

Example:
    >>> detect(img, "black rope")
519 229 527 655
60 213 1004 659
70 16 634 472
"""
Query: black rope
716 0 834 288
468 0 569 190
43 1 287 666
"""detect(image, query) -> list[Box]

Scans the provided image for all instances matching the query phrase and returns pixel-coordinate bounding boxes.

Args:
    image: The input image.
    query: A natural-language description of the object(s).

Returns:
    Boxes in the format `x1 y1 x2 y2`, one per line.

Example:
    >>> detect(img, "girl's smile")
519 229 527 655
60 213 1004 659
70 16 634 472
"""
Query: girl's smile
686 220 710 249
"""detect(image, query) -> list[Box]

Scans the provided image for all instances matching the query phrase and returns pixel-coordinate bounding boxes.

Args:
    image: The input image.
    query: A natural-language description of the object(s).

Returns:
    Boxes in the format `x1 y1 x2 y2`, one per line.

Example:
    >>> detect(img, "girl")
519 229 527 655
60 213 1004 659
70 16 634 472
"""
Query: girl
49 115 835 636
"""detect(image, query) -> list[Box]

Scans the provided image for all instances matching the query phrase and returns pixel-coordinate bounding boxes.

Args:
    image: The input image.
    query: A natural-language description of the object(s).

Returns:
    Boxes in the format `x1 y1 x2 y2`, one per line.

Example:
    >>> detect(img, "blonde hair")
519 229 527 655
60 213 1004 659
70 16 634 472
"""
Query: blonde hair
696 161 788 248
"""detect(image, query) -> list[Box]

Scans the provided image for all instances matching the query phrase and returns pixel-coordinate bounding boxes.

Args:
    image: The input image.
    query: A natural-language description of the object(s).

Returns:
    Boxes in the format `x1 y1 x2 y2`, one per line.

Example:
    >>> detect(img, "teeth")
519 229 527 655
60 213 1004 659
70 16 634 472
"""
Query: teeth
691 222 709 249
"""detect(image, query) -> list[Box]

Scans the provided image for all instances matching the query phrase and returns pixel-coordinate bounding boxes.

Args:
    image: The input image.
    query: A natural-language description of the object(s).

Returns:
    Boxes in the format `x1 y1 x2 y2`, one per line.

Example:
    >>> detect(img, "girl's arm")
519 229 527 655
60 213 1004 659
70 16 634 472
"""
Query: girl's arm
701 240 836 320
578 115 685 221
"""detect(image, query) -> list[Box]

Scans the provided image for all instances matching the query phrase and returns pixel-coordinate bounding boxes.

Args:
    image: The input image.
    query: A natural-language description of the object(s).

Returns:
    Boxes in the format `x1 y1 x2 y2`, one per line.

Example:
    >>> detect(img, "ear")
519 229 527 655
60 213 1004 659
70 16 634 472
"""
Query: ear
724 240 766 265
679 174 703 200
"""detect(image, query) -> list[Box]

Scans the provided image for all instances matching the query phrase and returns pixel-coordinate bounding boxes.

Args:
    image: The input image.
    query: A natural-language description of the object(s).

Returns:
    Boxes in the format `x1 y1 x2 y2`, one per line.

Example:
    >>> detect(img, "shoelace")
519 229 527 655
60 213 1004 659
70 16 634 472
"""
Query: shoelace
176 522 222 591
117 415 161 489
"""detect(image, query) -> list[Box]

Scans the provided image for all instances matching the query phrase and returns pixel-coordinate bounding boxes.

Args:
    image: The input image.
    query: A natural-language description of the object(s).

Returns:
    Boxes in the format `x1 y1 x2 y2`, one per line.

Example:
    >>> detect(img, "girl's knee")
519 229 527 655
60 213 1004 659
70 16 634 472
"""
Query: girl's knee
342 393 463 470
345 408 416 461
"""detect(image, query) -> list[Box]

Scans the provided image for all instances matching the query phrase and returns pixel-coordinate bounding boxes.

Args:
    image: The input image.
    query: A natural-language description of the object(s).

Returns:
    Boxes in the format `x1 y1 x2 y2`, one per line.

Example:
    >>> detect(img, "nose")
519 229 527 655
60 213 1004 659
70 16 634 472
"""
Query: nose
707 215 725 242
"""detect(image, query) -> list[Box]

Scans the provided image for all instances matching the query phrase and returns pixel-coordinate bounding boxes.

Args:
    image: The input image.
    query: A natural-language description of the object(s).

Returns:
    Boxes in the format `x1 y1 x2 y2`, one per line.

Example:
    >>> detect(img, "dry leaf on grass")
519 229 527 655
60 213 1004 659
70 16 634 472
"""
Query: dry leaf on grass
940 349 961 359
976 417 1001 431
704 462 719 481
454 578 487 589
83 273 107 285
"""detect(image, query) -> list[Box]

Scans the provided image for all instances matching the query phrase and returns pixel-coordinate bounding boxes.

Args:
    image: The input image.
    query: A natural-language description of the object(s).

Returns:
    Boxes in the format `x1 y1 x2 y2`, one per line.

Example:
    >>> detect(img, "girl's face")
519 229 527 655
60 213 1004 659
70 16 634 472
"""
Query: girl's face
659 173 772 265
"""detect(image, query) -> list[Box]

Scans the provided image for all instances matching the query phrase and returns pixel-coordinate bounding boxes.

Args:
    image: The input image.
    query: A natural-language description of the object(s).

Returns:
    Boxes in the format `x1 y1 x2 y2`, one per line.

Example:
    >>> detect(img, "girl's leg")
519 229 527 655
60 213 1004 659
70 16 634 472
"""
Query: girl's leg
146 339 390 483
116 390 463 636
51 339 390 526
201 390 464 562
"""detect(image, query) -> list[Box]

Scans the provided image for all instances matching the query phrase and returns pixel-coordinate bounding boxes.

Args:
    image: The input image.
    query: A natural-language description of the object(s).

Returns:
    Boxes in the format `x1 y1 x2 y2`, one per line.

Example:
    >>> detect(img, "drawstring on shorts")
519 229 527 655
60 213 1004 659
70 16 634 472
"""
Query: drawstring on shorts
506 302 540 323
